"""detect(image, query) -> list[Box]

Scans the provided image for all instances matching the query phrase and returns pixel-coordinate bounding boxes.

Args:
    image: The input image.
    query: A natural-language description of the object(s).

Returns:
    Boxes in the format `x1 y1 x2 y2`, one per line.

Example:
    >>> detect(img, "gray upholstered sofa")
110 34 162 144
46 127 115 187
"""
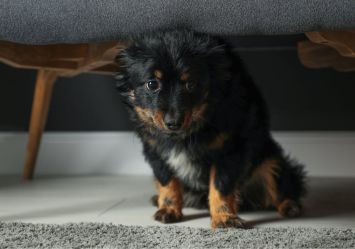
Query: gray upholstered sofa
1 0 355 44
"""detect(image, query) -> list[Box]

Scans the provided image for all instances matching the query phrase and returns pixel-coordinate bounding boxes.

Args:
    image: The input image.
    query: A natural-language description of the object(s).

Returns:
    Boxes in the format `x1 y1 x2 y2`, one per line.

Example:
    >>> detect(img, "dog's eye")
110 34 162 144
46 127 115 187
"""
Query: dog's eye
185 81 196 92
145 80 160 92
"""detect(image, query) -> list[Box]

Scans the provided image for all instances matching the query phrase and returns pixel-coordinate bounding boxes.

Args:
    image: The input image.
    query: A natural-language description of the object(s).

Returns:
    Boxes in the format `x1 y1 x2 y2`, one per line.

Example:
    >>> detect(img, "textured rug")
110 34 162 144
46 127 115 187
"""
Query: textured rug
0 222 354 249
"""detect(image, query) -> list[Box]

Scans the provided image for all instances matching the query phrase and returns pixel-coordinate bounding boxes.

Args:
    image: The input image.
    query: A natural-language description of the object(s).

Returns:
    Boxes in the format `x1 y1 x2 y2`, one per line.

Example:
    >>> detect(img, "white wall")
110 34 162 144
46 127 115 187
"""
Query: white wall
0 132 354 177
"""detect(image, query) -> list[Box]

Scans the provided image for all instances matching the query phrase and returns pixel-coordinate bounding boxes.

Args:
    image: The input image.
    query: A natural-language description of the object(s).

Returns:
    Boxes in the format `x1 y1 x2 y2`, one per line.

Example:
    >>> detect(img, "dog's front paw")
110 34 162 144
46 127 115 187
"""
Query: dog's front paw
154 208 183 223
211 215 248 229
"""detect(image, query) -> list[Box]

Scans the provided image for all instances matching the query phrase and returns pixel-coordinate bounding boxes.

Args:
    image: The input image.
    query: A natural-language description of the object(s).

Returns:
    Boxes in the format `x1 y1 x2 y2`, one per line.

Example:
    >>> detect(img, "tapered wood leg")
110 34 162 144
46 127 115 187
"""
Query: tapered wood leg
22 69 58 180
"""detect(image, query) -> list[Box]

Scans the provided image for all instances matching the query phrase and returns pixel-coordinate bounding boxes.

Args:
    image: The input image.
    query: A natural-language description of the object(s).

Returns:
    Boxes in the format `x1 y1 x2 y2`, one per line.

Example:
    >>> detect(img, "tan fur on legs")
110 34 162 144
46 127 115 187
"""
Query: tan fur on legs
253 159 280 207
154 178 183 223
209 167 246 229
253 159 301 217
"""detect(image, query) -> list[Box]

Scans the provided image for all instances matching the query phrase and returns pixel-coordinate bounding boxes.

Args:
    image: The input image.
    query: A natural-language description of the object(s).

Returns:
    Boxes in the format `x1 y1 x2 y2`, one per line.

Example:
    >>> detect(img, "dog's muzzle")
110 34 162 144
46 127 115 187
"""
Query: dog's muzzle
163 112 184 131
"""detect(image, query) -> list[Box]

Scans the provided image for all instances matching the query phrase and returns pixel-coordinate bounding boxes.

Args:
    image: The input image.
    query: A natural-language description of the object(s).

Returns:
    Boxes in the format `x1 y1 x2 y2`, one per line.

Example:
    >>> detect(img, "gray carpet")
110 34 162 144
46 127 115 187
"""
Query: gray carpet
0 222 354 249
1 0 355 44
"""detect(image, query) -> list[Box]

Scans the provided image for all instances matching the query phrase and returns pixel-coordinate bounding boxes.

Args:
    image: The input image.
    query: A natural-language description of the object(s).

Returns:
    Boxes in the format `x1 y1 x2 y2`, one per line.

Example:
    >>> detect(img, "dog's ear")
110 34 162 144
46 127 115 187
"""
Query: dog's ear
115 71 130 94
120 39 151 62
115 51 135 101
115 70 136 108
206 43 233 82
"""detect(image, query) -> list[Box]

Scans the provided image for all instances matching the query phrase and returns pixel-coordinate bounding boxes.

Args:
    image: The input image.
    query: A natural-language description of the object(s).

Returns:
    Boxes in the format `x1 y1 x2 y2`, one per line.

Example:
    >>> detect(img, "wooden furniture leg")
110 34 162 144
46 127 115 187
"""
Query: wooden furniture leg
298 30 355 72
23 69 58 180
0 40 126 180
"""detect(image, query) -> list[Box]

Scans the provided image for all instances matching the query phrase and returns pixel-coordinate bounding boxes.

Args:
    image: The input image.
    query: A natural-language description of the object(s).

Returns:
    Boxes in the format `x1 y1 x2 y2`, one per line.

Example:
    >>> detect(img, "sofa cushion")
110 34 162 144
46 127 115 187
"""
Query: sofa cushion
1 0 355 44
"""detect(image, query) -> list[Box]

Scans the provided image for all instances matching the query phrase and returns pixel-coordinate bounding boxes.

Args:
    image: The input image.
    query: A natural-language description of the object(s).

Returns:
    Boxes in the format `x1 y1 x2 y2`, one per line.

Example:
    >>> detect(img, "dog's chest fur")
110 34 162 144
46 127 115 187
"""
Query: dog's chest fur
162 146 208 191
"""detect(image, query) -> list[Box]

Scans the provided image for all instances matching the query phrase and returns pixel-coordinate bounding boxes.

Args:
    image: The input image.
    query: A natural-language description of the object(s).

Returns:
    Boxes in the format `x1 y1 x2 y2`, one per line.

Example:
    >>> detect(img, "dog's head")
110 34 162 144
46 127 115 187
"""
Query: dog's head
116 30 232 136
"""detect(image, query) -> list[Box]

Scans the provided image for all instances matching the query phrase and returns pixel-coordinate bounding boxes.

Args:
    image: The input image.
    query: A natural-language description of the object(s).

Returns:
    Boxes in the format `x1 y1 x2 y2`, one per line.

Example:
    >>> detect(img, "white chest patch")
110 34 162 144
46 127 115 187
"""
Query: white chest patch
165 147 207 190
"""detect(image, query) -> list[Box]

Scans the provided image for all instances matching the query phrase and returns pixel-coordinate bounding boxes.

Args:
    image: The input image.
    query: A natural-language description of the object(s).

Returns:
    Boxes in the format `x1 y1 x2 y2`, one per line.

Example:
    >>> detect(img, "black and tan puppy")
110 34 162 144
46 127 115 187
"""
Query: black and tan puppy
115 29 306 229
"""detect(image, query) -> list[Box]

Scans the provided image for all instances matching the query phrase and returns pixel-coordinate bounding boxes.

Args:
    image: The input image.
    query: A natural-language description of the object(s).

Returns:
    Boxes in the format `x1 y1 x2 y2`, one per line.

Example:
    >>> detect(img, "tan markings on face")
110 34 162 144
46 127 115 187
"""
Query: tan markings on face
154 69 163 79
252 159 280 207
192 103 208 121
209 166 239 229
134 107 168 130
208 132 229 150
134 106 154 124
152 110 166 130
180 72 189 81
181 111 192 129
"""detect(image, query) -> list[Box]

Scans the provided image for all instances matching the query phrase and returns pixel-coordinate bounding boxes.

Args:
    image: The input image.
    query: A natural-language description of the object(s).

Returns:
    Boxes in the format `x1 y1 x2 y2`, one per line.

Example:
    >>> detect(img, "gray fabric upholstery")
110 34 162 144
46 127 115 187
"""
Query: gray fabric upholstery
1 0 355 44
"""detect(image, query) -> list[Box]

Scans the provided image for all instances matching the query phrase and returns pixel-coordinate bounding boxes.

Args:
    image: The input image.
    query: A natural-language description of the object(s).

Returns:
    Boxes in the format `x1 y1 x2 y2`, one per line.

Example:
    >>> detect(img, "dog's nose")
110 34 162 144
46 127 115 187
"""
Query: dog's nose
164 113 183 131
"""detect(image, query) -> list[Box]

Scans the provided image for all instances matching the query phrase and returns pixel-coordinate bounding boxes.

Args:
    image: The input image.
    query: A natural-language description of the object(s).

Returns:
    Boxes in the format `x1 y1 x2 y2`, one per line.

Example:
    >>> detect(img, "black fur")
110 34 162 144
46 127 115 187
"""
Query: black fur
115 29 306 215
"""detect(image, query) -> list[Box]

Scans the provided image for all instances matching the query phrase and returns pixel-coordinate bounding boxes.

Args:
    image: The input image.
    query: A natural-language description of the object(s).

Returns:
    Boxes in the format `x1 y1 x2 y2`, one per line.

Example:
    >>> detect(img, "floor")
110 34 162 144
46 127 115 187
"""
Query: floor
0 175 354 229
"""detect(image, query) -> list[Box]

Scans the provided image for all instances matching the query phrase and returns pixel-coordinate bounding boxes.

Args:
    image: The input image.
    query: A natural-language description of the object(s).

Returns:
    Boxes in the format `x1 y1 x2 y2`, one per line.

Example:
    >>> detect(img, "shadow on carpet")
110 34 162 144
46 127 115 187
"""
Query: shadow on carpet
0 222 354 248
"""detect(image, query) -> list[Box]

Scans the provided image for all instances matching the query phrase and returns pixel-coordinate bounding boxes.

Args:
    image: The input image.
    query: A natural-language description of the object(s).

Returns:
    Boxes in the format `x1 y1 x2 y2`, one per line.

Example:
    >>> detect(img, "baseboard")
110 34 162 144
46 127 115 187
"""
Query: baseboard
0 131 354 177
